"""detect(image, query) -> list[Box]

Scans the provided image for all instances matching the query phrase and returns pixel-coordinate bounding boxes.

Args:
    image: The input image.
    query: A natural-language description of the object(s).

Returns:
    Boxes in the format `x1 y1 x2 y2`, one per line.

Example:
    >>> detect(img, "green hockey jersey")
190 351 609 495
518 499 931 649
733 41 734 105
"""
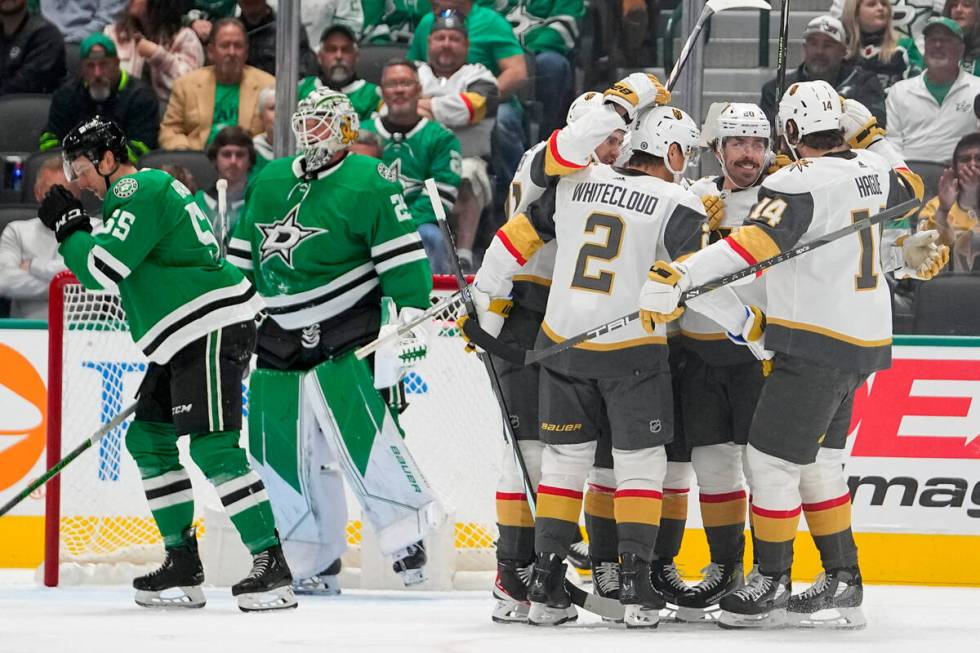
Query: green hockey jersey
227 153 432 330
362 0 431 44
483 0 583 55
361 116 461 227
60 169 263 364
297 76 383 122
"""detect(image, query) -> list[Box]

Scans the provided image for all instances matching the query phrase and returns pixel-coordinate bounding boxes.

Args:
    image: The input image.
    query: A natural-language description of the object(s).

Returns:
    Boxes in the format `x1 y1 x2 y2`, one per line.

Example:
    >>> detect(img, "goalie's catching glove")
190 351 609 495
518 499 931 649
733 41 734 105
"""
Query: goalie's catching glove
603 72 671 123
458 283 513 353
638 260 690 331
374 303 431 389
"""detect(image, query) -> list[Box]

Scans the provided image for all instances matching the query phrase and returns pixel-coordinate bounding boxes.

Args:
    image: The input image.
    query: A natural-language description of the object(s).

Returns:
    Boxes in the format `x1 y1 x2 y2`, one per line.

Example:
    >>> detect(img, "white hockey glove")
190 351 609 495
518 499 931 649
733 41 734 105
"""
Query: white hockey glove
603 72 671 123
726 305 775 362
374 303 431 389
458 283 513 353
886 230 951 280
840 97 885 150
639 261 691 331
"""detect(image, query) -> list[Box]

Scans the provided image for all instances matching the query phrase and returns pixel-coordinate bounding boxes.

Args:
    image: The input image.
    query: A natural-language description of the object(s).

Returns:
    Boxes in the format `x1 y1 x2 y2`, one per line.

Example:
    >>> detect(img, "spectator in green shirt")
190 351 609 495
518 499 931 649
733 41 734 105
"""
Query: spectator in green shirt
297 24 382 122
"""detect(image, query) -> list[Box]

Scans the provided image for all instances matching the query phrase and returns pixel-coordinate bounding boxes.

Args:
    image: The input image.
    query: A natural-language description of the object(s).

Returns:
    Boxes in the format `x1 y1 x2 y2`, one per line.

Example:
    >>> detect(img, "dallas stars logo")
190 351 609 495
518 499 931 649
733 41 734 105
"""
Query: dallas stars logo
256 205 325 267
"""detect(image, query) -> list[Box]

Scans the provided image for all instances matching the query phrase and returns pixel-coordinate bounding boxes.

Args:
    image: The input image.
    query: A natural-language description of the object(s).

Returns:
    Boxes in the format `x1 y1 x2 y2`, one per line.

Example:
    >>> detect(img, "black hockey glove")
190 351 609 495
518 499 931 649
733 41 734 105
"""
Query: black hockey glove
39 185 92 243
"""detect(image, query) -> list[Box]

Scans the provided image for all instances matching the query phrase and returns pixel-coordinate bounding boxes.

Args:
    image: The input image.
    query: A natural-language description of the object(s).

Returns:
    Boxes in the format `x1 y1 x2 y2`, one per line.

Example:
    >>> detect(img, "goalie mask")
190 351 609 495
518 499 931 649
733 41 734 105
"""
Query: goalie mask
705 102 771 189
778 80 842 158
291 89 360 171
631 105 700 177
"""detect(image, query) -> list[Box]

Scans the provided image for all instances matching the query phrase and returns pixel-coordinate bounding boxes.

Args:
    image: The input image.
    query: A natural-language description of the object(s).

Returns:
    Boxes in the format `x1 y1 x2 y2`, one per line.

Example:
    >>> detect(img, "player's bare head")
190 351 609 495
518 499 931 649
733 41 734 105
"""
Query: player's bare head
705 102 770 189
319 25 358 87
428 10 468 76
380 60 421 120
628 106 700 181
778 81 844 157
62 115 131 198
291 89 359 171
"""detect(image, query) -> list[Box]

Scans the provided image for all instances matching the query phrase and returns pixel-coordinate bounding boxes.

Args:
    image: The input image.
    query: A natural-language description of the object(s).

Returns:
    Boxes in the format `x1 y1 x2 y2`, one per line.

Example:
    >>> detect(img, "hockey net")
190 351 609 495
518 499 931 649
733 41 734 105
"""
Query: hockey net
44 272 504 588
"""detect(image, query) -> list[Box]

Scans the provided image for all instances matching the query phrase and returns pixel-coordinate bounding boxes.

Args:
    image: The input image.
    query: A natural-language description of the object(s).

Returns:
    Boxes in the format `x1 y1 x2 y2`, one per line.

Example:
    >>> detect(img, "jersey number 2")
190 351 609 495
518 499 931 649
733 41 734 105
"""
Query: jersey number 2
571 212 624 294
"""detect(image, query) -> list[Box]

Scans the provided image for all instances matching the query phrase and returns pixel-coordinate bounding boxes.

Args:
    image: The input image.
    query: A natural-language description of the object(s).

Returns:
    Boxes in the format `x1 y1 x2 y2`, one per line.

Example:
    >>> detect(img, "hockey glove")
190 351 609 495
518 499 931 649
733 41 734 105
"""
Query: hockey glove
374 303 431 389
726 304 775 362
892 230 950 280
603 73 671 123
841 97 885 150
458 284 513 353
39 185 92 243
766 153 793 175
701 195 725 231
639 261 689 331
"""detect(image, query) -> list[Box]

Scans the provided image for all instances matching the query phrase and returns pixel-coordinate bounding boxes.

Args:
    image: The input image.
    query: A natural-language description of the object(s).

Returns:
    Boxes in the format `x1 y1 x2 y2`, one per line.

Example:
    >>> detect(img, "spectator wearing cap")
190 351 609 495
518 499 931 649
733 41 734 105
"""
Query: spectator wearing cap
39 0 125 45
238 0 317 77
1 0 66 95
416 11 499 270
194 125 255 243
760 15 886 126
298 24 382 122
159 18 274 150
40 32 159 156
886 17 980 163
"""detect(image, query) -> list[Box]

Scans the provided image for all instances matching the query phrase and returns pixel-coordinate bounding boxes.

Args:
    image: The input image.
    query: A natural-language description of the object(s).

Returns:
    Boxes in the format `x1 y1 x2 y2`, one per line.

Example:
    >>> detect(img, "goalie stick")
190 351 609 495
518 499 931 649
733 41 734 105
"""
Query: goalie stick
423 179 625 622
355 289 462 359
0 402 137 517
461 197 920 367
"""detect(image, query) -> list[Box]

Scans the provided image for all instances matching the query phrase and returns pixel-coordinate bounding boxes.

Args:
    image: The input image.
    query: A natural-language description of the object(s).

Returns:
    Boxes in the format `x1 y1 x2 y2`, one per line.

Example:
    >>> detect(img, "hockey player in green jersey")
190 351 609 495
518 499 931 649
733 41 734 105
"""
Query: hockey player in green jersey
227 89 444 593
37 116 296 612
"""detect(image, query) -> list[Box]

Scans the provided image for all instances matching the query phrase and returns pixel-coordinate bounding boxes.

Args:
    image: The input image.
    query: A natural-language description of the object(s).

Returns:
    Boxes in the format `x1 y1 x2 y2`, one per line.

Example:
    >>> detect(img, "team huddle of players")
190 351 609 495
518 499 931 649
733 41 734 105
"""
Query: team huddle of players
35 67 948 626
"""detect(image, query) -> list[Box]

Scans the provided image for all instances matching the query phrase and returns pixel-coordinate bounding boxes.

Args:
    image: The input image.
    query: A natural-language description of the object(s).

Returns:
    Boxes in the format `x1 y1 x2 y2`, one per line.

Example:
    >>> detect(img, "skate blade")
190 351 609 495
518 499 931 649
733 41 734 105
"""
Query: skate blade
396 567 427 587
292 577 341 596
677 605 722 623
788 606 867 630
624 605 660 629
237 585 298 612
527 602 577 626
134 586 206 609
718 608 787 629
491 596 530 623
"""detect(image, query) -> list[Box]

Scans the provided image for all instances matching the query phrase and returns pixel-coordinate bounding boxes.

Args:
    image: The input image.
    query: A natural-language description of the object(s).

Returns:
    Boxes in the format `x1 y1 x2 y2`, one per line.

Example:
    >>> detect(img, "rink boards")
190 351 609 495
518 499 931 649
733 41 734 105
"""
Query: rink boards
1 321 979 585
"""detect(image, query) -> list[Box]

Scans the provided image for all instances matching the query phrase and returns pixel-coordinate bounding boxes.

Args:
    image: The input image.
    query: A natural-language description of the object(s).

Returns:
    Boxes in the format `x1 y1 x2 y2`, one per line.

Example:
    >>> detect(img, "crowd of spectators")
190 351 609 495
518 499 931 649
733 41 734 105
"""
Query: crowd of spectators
3 0 980 321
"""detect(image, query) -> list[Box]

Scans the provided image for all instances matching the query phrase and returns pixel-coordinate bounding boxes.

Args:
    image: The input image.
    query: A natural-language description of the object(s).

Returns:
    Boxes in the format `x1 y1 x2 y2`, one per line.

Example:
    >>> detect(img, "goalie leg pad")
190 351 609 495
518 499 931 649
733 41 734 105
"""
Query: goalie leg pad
248 369 348 579
304 353 445 557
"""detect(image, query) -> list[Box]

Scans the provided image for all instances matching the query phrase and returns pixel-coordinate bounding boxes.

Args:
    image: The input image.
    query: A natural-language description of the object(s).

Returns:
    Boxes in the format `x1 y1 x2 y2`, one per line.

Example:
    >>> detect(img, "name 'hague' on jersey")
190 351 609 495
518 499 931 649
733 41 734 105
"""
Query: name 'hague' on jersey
227 153 433 331
60 168 264 364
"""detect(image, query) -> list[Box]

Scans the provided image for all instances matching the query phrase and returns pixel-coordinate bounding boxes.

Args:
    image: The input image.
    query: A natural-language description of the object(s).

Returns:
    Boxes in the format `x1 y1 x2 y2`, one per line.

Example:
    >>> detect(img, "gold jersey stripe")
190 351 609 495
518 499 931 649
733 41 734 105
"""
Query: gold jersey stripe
767 317 893 348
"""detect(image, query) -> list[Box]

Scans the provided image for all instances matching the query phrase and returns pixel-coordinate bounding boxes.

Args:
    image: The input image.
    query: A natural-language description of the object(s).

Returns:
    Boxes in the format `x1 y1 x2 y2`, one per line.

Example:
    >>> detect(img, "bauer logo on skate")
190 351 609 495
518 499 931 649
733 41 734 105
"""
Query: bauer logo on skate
0 344 46 493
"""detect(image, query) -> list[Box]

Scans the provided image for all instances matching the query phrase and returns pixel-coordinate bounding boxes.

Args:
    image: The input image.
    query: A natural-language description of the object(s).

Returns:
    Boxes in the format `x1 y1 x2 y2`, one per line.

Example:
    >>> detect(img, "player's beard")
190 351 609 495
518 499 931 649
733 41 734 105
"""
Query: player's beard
327 63 354 88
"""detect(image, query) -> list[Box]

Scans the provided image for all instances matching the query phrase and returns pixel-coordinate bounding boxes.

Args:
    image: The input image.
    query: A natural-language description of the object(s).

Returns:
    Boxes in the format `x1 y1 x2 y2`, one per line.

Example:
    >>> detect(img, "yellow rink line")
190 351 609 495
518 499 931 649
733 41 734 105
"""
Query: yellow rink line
3 516 978 586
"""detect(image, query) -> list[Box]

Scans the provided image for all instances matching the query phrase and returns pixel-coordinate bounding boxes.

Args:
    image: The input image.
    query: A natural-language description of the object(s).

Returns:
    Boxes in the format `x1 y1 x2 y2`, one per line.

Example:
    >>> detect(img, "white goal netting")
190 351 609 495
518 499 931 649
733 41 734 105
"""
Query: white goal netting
45 273 504 588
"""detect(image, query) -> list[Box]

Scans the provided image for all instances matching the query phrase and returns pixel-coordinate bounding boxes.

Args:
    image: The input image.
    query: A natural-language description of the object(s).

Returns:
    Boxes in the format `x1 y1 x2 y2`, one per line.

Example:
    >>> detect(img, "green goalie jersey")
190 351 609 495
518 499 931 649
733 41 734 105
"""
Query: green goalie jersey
227 153 433 331
59 169 264 364
297 77 383 123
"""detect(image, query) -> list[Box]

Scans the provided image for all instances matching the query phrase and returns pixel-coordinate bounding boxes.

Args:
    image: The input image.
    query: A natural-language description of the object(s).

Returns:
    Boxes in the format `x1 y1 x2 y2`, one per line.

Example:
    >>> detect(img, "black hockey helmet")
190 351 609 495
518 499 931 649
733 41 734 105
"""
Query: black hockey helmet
62 115 129 178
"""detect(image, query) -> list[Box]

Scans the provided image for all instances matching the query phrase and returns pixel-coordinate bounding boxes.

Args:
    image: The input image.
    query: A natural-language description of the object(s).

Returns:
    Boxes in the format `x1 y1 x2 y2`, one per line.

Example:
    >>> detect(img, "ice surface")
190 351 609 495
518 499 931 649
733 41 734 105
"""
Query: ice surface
1 569 978 653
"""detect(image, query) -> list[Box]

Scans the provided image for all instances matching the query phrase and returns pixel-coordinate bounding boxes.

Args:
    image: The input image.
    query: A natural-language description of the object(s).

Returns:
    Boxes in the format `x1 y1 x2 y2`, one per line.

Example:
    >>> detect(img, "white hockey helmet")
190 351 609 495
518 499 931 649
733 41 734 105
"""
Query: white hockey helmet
291 88 360 170
714 102 770 146
777 80 842 148
632 105 700 175
566 91 603 124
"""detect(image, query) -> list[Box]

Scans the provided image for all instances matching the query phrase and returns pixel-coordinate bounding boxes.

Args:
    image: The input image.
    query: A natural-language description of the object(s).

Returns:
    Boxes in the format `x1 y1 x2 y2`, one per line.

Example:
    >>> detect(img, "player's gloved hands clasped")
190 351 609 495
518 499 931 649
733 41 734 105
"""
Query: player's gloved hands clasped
840 97 885 150
39 184 92 243
701 195 725 231
893 230 950 280
458 283 513 353
603 73 671 123
638 260 690 332
726 304 774 362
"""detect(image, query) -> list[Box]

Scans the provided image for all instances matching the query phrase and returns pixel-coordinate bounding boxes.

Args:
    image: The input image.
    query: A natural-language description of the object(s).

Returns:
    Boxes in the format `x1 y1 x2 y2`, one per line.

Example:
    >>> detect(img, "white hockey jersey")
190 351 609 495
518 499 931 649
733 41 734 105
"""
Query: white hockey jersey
680 149 909 374
417 62 499 158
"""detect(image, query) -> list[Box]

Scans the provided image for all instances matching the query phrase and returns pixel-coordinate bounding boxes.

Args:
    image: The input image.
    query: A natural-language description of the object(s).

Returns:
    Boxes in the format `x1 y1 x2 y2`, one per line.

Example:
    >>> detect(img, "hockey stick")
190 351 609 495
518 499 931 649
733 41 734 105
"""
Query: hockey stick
666 0 772 91
461 198 920 367
216 178 229 257
774 0 791 115
354 289 462 359
0 402 137 518
423 179 626 623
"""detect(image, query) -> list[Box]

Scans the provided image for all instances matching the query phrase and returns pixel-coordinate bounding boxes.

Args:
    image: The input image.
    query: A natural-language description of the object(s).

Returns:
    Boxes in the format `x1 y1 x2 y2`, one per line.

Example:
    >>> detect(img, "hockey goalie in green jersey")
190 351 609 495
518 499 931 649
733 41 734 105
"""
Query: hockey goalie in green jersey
227 88 444 593
37 116 296 612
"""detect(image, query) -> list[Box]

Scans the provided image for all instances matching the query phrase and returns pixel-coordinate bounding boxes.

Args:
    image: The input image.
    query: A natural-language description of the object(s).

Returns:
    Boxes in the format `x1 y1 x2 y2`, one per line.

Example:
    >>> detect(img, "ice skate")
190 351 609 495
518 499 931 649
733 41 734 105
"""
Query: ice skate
566 536 590 572
651 557 690 620
619 553 665 629
787 567 866 630
591 559 623 623
232 543 298 612
677 560 744 623
392 541 428 587
491 559 533 623
293 558 342 596
718 569 790 629
133 527 206 609
526 553 577 626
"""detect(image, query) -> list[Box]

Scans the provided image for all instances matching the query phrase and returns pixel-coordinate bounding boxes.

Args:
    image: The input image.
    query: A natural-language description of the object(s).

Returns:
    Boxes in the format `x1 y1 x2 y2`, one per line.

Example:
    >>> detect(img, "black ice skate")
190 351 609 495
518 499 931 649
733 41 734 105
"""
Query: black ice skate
392 541 427 587
491 559 533 623
787 567 866 629
133 527 205 609
718 568 790 629
677 560 744 623
619 553 665 629
565 536 590 571
293 558 342 596
526 553 577 626
232 543 298 612
651 557 691 619
591 559 623 623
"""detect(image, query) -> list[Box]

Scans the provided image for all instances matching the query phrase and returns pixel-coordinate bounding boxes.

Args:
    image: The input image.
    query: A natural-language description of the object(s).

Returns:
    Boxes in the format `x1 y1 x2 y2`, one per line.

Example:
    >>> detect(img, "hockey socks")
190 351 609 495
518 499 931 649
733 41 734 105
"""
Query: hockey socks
803 495 858 570
655 487 688 559
495 491 535 561
584 481 618 563
699 489 748 562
